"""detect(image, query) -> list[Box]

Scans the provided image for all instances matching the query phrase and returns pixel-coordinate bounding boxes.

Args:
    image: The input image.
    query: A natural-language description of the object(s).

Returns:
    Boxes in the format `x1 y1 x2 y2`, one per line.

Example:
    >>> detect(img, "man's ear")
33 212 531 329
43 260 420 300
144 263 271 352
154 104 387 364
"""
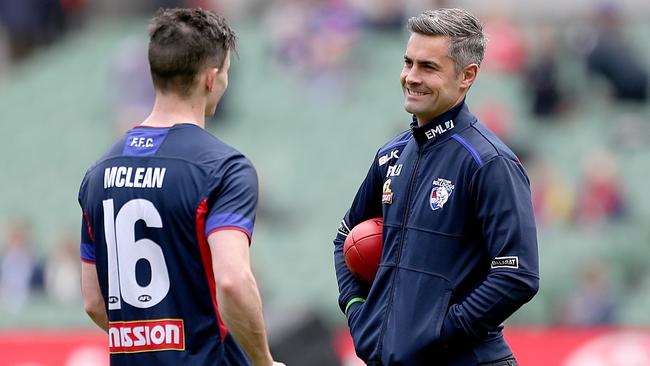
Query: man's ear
460 64 479 89
205 67 219 92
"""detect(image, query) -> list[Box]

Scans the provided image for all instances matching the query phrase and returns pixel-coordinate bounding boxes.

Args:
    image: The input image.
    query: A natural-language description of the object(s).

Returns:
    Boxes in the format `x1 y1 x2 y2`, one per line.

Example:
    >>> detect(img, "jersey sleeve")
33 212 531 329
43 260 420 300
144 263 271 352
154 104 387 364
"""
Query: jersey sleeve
78 176 96 263
333 152 384 315
80 214 96 263
440 156 540 342
205 157 259 241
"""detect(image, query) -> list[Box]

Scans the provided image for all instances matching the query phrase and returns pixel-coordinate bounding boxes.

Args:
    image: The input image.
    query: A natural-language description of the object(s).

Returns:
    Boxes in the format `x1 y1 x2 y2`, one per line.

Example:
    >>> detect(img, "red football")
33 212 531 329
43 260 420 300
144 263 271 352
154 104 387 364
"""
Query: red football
343 218 383 284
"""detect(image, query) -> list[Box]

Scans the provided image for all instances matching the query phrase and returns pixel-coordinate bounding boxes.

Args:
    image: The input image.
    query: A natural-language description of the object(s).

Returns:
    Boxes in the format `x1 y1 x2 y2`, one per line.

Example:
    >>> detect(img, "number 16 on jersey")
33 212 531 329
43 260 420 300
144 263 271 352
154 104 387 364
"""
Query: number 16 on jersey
103 198 171 310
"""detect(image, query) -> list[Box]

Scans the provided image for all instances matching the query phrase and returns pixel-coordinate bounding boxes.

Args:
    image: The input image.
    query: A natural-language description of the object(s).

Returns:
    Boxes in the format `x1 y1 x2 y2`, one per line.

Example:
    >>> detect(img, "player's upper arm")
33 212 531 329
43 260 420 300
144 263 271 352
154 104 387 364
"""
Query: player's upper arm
208 230 253 289
81 261 104 313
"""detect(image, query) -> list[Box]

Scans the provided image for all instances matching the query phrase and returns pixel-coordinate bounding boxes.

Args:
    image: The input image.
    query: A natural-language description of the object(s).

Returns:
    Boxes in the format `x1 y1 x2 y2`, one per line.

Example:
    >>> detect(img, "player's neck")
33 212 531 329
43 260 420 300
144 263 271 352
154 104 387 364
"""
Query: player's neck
141 93 206 129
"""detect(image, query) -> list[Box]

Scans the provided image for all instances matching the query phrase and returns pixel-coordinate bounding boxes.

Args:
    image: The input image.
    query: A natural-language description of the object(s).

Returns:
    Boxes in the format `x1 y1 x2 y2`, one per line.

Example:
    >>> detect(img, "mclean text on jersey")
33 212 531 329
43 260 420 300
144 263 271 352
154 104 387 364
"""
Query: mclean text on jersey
104 166 167 189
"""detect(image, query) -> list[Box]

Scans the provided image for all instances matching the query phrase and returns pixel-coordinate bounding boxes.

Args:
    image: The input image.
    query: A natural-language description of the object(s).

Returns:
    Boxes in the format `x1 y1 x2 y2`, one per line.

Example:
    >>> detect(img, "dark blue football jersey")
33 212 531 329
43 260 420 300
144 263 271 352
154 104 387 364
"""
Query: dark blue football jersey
78 123 257 365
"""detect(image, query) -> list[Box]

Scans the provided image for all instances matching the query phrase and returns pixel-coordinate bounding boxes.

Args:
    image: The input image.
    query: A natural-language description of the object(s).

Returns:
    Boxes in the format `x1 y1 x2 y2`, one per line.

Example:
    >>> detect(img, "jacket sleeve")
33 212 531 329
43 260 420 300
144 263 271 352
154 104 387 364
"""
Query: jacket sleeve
440 156 540 342
333 153 384 315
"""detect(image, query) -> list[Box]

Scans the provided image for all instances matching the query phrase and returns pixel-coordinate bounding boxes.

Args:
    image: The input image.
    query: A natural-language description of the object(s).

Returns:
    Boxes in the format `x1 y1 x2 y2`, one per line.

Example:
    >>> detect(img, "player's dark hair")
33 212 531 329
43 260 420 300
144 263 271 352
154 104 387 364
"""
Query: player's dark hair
407 8 486 73
148 8 237 97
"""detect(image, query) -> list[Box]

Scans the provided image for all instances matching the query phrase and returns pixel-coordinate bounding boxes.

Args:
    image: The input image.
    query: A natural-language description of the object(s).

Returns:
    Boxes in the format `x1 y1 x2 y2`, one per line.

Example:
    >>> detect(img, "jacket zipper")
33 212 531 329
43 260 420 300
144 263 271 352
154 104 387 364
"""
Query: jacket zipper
377 144 423 358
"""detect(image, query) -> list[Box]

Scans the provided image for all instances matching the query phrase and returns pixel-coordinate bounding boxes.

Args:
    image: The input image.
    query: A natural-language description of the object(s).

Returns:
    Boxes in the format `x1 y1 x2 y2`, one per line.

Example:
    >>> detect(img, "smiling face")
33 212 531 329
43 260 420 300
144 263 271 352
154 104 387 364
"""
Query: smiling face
400 33 474 125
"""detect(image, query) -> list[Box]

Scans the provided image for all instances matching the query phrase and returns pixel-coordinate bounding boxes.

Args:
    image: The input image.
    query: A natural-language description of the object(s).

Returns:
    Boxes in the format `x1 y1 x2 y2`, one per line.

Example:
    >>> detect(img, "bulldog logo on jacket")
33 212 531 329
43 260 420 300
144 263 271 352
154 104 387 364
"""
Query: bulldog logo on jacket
430 178 454 210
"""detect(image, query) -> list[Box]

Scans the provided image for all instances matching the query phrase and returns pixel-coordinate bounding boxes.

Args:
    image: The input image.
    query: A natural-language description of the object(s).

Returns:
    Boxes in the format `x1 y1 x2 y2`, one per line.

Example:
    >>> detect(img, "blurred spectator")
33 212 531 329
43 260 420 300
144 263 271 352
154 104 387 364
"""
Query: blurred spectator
0 0 78 63
44 232 81 304
265 0 361 103
527 155 574 226
481 10 527 73
558 259 617 325
574 149 626 226
59 0 89 30
611 112 650 151
305 0 361 102
525 26 570 118
265 0 312 73
0 218 40 311
0 26 9 76
110 37 155 134
209 0 268 21
473 98 513 141
348 0 404 31
404 0 452 22
583 1 648 102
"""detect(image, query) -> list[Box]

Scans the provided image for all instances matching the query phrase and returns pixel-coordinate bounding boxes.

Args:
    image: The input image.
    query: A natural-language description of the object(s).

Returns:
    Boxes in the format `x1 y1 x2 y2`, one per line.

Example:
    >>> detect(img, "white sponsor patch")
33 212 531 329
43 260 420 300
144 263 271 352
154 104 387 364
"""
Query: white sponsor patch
338 220 350 237
378 149 399 166
386 164 402 177
424 120 455 139
491 256 519 269
109 319 185 353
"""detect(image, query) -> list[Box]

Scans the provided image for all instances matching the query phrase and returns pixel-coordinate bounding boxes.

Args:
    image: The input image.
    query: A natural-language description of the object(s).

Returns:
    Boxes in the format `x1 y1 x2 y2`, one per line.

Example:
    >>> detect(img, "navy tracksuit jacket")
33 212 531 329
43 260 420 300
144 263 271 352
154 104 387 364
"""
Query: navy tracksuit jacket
333 102 539 366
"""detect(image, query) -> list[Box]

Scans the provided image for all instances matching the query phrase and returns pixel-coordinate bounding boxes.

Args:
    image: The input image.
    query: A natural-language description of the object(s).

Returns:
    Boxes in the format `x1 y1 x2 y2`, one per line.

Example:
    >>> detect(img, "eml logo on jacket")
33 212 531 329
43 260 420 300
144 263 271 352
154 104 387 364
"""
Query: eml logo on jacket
425 120 454 139
430 178 454 210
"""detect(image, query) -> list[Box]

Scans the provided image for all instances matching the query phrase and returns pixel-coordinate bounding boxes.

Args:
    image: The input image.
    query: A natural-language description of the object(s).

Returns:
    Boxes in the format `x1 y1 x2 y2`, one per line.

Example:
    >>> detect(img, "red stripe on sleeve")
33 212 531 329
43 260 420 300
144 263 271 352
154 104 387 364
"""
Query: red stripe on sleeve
83 209 95 242
195 199 228 341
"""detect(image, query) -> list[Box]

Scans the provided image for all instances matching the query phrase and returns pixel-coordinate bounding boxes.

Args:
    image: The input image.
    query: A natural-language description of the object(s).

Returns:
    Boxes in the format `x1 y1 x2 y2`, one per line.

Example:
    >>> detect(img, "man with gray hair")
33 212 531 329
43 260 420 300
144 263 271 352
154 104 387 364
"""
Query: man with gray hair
333 8 539 365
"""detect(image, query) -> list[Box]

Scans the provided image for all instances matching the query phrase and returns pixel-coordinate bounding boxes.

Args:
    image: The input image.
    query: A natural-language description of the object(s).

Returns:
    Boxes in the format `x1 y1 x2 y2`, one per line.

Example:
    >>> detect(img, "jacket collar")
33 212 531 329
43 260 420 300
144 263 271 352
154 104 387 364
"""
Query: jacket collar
410 101 474 146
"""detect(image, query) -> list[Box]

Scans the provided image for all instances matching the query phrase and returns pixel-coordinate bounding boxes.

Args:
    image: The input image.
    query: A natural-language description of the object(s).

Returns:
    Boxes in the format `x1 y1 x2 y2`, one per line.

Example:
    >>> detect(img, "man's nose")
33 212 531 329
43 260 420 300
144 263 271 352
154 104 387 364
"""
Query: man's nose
404 69 421 85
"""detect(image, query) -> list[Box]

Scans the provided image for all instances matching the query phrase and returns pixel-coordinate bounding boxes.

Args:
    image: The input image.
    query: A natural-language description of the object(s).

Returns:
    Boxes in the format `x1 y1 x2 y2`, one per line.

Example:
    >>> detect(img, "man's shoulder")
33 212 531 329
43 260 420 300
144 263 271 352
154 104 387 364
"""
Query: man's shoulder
452 121 520 168
166 124 250 166
377 130 412 156
369 130 411 169
78 135 128 200
83 135 128 176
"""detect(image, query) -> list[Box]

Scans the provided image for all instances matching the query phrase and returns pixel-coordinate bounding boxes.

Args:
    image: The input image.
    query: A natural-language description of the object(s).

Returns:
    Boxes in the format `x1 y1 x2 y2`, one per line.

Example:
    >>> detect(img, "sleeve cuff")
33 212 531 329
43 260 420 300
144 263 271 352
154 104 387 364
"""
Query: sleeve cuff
205 213 253 238
440 311 456 342
206 226 252 243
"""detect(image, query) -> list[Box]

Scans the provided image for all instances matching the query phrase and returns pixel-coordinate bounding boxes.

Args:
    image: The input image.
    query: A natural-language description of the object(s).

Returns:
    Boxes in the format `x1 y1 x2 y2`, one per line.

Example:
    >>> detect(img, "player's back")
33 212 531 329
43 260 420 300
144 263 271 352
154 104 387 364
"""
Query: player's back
78 123 256 365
